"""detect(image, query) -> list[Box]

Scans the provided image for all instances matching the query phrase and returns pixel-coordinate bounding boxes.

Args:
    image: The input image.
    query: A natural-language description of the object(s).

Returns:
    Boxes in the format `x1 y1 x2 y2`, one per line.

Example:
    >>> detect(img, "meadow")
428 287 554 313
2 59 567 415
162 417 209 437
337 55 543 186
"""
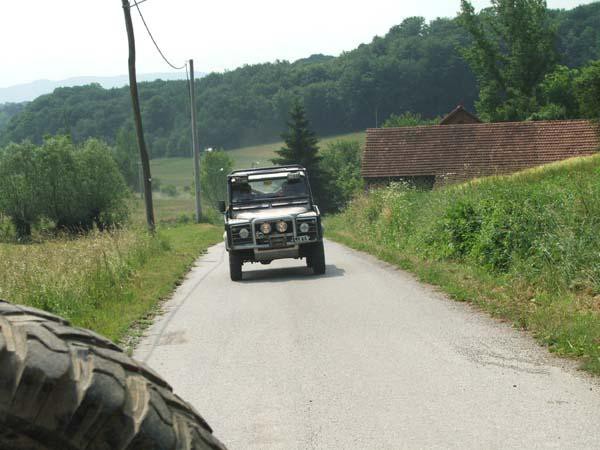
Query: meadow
151 131 366 189
0 223 222 343
328 154 600 374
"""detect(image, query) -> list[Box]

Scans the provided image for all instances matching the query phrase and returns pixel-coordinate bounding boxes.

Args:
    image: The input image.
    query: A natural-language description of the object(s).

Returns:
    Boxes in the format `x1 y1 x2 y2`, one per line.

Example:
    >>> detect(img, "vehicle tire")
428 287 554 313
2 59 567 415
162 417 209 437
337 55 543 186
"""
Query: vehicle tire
310 241 326 275
305 255 313 268
0 300 227 450
229 252 243 281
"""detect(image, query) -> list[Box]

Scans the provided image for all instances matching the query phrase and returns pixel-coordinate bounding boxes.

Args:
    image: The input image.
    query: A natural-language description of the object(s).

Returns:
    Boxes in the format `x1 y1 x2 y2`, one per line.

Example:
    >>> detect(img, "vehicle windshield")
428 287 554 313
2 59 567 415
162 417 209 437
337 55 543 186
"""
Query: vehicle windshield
231 176 309 204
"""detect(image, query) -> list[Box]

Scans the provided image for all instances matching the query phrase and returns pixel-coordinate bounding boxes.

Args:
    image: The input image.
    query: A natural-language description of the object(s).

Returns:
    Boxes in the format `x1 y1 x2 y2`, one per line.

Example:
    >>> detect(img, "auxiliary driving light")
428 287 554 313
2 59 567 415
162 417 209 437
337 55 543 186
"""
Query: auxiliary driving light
299 222 310 233
276 221 288 233
260 222 272 234
239 228 249 239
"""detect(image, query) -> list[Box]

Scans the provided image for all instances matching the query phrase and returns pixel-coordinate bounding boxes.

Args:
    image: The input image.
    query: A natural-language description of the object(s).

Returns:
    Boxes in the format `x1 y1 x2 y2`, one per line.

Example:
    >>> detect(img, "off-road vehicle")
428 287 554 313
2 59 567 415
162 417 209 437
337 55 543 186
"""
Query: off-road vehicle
220 165 325 281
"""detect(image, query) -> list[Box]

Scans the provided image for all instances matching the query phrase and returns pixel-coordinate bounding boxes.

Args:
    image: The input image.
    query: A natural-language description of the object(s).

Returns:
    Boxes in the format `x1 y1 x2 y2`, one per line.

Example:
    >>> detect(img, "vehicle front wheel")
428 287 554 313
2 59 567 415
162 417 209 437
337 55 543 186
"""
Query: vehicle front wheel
309 241 326 275
229 252 243 281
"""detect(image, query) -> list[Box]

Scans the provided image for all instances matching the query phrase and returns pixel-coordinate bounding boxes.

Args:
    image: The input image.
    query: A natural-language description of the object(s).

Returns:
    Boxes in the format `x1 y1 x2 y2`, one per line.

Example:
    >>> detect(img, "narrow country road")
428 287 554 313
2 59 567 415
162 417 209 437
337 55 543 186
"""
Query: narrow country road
134 240 600 450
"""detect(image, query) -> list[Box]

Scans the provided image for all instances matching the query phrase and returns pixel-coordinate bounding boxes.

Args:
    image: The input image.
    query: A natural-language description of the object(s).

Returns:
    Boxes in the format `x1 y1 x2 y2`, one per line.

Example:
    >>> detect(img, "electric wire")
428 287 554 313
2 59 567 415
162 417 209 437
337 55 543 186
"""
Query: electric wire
133 1 186 70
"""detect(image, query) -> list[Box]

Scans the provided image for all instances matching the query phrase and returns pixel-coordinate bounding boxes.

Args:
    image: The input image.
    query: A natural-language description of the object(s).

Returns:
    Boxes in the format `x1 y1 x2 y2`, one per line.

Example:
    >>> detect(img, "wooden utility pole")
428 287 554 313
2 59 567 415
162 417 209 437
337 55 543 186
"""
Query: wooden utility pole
121 0 155 233
189 59 202 223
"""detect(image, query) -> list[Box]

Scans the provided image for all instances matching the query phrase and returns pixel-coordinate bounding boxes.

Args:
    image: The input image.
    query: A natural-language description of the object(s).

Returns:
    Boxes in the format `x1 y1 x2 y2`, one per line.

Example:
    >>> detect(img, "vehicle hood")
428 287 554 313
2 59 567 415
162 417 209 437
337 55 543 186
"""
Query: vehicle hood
232 205 311 221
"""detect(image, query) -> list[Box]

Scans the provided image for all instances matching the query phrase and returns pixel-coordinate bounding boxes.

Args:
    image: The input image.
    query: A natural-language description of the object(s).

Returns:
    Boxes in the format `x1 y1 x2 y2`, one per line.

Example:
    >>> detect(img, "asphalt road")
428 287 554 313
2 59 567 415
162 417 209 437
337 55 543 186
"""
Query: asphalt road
134 241 600 450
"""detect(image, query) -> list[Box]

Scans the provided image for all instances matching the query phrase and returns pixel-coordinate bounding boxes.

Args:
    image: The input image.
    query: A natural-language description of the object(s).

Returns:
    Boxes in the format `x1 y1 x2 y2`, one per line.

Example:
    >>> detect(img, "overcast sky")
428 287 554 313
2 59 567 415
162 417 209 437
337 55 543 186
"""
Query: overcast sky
0 0 594 88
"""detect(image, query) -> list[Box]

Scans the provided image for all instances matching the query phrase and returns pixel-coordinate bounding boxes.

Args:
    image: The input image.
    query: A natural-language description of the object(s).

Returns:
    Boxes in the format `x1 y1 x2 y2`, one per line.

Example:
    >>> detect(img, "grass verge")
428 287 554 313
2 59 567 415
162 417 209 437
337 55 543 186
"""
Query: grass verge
0 223 222 343
327 154 600 375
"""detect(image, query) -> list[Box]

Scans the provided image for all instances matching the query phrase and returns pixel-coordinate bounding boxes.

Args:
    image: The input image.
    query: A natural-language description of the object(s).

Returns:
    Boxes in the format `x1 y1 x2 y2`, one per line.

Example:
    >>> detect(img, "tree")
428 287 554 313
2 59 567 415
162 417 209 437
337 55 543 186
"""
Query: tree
459 0 558 121
0 136 129 237
574 60 600 118
77 139 129 229
383 112 439 128
272 102 321 170
272 102 325 205
532 65 580 119
320 140 364 211
113 127 140 191
200 150 234 208
0 142 43 238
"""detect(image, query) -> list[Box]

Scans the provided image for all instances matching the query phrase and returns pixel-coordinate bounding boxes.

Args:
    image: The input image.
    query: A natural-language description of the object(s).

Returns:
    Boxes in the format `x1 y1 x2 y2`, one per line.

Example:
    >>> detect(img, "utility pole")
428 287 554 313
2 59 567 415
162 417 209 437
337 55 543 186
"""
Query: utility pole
189 59 202 223
121 0 155 233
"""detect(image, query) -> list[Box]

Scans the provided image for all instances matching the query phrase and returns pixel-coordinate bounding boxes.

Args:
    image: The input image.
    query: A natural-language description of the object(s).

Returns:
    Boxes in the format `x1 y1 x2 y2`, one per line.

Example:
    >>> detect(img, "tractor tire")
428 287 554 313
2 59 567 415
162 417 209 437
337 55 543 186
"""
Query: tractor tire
0 300 226 450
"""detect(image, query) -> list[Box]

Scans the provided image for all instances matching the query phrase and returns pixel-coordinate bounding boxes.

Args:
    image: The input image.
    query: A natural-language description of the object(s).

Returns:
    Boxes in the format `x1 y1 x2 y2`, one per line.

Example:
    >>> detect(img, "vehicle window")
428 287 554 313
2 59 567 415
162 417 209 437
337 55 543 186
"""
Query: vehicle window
231 177 308 203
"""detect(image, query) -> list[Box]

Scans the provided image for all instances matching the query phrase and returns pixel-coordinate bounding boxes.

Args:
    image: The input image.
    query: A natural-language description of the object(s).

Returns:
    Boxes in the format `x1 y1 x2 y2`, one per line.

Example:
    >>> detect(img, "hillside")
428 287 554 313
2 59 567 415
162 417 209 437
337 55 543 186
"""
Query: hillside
328 153 600 374
151 131 365 188
1 2 599 156
0 72 192 104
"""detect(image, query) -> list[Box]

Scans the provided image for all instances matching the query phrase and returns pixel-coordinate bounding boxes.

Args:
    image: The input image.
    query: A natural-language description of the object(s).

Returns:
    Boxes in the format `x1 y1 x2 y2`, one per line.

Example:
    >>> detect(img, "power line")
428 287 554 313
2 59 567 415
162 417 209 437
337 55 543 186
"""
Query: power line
133 1 186 70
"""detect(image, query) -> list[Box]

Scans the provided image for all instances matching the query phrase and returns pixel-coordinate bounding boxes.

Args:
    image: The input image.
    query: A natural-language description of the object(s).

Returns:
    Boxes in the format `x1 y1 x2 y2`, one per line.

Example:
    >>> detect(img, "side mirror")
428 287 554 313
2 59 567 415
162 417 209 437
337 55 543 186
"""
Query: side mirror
218 201 226 213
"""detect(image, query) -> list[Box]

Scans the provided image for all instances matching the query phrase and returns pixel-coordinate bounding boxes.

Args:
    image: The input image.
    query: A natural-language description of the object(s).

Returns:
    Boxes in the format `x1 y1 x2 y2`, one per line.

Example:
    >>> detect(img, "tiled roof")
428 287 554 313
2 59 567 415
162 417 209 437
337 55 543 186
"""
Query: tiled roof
362 120 600 183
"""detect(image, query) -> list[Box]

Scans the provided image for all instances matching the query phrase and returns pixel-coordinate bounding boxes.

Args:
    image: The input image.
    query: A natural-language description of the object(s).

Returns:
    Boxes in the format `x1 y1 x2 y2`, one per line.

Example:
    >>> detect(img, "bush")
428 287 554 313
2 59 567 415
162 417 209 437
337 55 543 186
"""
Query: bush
0 136 129 237
161 184 178 197
200 150 233 208
0 142 43 238
320 140 364 212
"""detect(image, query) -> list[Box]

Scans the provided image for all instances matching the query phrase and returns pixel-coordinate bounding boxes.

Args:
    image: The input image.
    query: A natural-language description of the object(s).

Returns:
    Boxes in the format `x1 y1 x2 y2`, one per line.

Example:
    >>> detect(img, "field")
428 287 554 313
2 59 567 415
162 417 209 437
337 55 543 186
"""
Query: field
327 154 600 374
151 131 366 189
0 223 222 342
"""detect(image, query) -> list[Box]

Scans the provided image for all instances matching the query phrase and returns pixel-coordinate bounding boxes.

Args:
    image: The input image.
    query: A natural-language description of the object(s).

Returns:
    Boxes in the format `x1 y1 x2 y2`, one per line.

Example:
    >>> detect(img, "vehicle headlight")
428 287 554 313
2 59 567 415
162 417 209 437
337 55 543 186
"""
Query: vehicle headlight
238 228 249 239
276 221 288 233
299 222 310 233
260 222 272 234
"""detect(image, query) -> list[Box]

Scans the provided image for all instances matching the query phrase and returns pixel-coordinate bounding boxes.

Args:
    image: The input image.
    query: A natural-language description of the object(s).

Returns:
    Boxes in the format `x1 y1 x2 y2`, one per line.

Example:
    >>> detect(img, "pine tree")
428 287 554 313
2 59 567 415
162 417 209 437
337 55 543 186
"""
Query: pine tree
272 102 326 207
272 102 321 171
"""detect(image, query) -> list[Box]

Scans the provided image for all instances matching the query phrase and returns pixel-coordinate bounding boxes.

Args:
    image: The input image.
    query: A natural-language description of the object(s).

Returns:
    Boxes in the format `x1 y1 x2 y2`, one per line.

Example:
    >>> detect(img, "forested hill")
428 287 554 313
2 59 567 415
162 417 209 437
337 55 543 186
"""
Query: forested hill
1 2 599 157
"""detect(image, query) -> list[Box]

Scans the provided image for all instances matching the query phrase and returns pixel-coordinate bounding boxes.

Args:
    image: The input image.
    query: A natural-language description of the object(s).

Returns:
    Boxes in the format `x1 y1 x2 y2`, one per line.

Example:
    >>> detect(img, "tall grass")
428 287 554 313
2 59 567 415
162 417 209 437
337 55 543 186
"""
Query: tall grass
328 154 600 373
0 230 166 328
0 223 223 341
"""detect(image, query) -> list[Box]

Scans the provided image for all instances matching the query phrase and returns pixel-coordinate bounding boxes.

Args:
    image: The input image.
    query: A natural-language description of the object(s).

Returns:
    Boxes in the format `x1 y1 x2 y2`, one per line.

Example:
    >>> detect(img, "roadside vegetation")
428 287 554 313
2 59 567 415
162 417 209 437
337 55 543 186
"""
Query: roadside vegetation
328 154 600 374
0 134 224 342
0 223 221 342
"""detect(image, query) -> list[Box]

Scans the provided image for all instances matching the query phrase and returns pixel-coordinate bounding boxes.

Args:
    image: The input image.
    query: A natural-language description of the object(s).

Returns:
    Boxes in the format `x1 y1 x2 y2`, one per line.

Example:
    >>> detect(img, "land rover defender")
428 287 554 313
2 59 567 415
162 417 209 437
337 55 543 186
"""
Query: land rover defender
220 165 325 281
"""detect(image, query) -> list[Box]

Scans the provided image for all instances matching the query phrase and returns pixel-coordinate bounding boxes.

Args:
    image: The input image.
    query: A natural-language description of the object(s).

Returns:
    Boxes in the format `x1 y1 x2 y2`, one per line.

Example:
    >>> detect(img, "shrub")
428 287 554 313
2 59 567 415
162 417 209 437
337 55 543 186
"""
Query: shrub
161 184 178 197
200 150 233 208
0 136 129 237
320 140 364 211
0 142 44 238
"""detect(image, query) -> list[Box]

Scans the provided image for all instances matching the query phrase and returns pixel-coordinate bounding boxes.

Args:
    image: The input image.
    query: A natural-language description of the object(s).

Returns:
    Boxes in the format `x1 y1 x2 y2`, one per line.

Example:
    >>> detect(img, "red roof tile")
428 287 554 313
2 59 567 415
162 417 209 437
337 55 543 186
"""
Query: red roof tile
362 120 600 183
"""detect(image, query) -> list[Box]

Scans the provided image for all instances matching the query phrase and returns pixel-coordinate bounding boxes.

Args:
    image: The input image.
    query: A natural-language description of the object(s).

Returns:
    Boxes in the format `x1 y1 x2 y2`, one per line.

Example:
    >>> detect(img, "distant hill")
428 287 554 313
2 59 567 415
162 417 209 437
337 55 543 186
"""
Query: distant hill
0 72 200 103
2 2 599 157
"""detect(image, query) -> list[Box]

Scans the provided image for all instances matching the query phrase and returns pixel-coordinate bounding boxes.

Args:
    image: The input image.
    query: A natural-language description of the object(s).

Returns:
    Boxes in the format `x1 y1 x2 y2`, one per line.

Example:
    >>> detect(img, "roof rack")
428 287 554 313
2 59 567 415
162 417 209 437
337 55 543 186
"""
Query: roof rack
228 165 306 178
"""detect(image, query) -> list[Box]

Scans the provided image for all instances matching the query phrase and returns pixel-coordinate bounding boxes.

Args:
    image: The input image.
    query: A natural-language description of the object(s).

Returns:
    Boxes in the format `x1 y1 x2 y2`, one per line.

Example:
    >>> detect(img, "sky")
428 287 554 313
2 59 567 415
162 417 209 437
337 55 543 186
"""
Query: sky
0 0 595 88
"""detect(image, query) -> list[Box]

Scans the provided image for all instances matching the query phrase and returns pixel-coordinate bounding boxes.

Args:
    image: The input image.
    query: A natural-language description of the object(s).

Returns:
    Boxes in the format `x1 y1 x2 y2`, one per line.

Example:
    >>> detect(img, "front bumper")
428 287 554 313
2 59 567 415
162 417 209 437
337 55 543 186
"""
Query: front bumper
226 215 320 253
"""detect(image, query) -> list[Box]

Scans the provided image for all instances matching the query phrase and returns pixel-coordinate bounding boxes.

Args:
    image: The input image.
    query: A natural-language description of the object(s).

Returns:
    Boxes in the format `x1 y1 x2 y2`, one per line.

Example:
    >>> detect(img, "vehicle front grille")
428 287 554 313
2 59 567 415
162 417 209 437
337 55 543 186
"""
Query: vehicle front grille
255 219 294 247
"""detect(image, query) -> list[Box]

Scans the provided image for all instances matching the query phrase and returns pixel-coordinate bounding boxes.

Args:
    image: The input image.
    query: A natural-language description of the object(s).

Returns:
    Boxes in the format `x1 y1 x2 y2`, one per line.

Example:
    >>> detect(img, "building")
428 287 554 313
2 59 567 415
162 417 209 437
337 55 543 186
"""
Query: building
362 119 599 189
439 105 482 125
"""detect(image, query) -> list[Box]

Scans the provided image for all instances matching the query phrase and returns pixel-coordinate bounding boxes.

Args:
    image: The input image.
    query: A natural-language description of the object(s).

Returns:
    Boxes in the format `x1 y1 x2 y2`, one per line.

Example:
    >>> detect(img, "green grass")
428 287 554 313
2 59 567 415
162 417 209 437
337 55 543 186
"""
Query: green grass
327 154 600 375
151 131 366 189
0 223 222 342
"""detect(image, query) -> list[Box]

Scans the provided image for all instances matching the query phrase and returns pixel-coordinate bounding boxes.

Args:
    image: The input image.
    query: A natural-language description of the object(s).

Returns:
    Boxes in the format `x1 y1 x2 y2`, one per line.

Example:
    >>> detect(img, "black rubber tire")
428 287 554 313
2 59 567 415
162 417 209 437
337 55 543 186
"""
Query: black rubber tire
0 300 227 450
229 252 242 281
305 255 313 268
310 241 326 275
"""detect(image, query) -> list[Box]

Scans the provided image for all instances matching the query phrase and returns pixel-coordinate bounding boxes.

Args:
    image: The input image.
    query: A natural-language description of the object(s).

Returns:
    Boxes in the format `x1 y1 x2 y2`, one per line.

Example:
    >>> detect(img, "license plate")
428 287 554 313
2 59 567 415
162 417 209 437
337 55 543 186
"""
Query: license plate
270 237 287 248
